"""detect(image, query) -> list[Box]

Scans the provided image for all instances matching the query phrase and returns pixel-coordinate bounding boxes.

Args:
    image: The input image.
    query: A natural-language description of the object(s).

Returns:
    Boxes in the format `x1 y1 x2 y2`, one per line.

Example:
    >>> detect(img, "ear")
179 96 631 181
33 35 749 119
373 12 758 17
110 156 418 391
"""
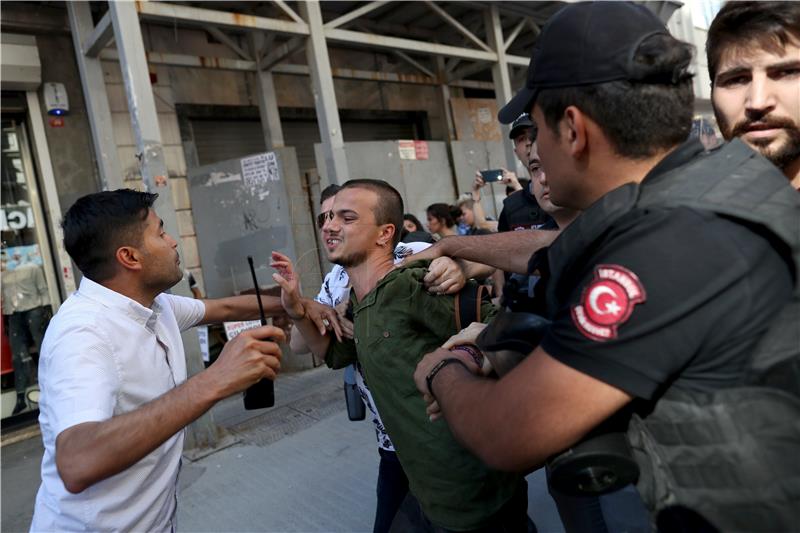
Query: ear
376 224 396 247
115 245 143 272
563 106 588 158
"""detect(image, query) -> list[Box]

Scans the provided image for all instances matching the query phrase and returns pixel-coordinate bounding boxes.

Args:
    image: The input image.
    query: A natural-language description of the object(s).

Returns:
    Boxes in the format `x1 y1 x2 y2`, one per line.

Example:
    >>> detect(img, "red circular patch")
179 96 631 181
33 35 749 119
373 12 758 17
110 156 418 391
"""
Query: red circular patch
571 265 647 341
583 279 631 326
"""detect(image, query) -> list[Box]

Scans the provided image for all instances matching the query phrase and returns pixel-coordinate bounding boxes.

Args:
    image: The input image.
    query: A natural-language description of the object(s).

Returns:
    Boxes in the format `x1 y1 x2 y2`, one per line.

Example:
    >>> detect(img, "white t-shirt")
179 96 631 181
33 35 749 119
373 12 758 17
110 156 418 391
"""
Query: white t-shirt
31 277 205 532
315 241 431 451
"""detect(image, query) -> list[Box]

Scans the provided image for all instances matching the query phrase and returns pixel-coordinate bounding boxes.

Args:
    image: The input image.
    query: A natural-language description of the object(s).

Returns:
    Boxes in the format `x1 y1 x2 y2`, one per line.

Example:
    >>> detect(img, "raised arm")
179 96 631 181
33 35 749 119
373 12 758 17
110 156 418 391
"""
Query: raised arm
270 251 334 361
56 325 284 493
200 294 284 325
404 230 559 275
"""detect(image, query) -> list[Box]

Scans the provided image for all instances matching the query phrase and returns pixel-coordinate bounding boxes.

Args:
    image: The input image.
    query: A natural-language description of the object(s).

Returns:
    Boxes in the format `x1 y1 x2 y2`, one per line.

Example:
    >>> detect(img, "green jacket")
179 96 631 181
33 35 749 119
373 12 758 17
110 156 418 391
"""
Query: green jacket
326 260 520 530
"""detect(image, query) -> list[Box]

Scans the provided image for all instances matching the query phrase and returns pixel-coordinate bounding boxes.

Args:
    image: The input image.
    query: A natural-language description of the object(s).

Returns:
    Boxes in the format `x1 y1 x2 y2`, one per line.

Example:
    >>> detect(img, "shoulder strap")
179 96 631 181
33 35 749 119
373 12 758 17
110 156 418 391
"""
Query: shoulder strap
455 282 492 330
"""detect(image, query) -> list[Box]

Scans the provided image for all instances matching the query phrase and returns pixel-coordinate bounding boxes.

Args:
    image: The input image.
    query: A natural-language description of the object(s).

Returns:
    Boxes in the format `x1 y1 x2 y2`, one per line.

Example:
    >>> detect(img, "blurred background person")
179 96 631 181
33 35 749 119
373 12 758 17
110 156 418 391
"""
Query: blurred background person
425 203 460 239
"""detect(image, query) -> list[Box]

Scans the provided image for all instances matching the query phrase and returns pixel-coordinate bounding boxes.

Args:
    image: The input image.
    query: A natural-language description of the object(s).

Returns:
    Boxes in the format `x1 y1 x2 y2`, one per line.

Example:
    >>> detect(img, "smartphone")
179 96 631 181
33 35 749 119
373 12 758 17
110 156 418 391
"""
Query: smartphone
480 169 504 183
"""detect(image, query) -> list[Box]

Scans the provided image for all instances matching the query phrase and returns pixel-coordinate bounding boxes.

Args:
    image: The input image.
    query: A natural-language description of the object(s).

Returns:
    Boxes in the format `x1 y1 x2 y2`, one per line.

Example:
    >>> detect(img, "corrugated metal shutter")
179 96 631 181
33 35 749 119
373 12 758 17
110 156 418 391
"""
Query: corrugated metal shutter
192 117 417 173
191 119 266 166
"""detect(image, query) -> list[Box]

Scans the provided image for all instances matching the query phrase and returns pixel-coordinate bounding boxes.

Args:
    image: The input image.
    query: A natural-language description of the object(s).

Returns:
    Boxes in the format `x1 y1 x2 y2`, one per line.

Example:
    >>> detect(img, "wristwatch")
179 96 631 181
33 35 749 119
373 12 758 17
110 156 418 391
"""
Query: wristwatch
425 358 468 401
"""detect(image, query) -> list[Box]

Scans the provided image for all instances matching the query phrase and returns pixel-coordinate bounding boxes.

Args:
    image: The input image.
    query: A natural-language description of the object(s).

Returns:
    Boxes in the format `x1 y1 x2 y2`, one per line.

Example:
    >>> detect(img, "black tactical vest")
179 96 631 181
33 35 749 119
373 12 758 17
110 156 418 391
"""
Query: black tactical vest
545 139 800 531
500 187 550 231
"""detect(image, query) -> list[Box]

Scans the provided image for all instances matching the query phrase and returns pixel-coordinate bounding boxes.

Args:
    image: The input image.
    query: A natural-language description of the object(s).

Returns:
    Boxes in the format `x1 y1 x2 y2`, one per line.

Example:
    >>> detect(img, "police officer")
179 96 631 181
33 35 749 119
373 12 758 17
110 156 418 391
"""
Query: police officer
413 3 800 531
496 114 552 232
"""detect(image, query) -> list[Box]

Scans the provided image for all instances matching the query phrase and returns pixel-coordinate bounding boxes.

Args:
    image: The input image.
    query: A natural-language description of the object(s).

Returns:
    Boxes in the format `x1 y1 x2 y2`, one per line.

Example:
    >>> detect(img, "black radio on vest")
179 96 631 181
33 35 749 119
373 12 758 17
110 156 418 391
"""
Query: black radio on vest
243 256 275 410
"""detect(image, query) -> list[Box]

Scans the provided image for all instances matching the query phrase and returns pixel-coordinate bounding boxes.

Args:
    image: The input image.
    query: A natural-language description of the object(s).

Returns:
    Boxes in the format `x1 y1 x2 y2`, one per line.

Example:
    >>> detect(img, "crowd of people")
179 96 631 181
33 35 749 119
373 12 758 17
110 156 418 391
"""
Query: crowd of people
28 1 799 532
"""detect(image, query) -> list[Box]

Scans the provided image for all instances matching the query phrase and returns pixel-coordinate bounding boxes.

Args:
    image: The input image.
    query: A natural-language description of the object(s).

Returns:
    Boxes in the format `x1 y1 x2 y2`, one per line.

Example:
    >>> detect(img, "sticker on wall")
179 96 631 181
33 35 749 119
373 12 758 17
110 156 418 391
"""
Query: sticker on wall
241 152 280 189
398 140 416 160
414 141 429 160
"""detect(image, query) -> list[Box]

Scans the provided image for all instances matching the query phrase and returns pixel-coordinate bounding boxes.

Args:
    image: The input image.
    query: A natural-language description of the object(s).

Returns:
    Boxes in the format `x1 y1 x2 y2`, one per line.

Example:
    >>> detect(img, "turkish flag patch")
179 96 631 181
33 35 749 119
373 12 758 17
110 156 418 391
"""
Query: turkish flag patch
571 265 646 341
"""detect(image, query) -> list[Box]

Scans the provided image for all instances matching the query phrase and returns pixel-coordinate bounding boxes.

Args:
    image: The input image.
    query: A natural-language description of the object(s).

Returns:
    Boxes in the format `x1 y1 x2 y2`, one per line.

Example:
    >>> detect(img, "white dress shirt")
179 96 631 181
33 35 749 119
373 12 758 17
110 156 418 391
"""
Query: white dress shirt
31 277 205 532
315 241 431 451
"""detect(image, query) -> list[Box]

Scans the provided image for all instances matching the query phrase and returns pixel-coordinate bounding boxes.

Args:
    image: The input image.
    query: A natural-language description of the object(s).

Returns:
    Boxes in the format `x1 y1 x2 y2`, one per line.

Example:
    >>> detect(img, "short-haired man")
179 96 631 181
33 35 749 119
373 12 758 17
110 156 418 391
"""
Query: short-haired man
32 189 289 531
707 1 800 188
272 179 530 532
413 3 799 531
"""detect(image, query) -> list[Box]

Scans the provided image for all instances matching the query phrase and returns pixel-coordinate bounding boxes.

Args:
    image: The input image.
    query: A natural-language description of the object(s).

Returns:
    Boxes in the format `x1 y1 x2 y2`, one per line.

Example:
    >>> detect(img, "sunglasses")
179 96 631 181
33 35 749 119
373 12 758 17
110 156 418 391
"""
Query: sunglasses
317 210 334 229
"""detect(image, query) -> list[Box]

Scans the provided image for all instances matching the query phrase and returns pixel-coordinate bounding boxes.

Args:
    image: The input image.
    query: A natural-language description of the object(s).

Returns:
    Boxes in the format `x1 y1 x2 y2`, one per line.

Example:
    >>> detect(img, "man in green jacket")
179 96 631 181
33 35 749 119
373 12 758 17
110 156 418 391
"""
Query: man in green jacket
271 178 530 533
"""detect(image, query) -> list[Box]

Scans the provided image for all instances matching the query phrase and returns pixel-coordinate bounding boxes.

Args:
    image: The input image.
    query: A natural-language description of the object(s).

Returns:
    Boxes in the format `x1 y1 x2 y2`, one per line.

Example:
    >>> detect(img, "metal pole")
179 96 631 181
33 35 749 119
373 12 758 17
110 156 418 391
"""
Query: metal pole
67 1 124 191
486 6 518 173
299 1 349 185
248 33 285 149
107 0 220 450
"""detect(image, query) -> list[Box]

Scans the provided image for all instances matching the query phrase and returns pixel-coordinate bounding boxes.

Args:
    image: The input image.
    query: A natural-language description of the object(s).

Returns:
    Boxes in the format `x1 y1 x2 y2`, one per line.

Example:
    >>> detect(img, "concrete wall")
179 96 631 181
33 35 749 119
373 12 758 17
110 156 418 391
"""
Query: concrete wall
0 3 101 231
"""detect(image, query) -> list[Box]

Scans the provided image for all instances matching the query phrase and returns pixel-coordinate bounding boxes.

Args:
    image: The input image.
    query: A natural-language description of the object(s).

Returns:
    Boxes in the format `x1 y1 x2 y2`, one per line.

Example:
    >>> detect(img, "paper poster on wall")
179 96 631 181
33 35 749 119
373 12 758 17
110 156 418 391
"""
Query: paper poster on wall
398 140 416 160
197 325 210 362
414 141 429 160
1 244 43 271
241 152 280 188
224 320 262 340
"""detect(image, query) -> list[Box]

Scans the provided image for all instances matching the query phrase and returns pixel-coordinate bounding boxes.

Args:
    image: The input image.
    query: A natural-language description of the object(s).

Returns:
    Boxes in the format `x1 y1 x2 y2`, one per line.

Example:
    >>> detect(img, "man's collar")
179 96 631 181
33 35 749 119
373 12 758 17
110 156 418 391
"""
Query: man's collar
78 277 161 329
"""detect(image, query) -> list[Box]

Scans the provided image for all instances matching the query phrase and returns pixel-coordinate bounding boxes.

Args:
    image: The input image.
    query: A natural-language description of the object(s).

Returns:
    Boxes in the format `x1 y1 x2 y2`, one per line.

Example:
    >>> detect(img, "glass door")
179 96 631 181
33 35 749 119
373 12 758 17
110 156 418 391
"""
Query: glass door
1 115 55 420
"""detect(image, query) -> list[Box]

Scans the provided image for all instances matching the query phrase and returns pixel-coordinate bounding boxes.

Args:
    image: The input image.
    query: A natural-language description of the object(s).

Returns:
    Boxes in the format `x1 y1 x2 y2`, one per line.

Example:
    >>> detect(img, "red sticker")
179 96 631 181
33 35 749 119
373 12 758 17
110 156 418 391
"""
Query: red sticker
571 265 646 341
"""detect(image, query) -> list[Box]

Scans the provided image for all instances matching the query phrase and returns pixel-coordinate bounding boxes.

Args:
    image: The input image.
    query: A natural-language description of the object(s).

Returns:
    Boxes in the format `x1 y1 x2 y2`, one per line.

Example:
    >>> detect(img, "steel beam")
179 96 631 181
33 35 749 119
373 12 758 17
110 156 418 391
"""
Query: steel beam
325 1 388 29
67 2 124 190
447 60 490 82
299 1 349 185
108 0 219 450
135 1 309 36
435 57 456 141
99 50 496 90
423 1 492 53
83 11 114 57
391 51 435 78
259 35 305 71
204 25 251 60
503 19 526 52
273 0 305 25
325 27 497 62
486 5 518 171
108 2 171 200
249 33 285 148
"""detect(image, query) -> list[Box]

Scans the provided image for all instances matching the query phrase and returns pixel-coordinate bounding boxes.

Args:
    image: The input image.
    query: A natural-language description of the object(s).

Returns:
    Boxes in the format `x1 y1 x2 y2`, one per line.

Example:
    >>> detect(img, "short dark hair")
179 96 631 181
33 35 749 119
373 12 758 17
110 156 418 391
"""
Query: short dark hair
707 2 800 85
426 203 461 228
403 213 424 233
535 33 694 159
62 189 158 282
320 184 341 205
340 179 404 246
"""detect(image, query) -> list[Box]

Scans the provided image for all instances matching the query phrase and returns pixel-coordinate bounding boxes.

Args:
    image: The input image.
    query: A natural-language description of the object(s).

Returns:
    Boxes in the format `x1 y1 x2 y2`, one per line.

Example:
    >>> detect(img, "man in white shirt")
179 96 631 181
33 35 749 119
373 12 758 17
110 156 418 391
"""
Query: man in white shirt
31 189 289 532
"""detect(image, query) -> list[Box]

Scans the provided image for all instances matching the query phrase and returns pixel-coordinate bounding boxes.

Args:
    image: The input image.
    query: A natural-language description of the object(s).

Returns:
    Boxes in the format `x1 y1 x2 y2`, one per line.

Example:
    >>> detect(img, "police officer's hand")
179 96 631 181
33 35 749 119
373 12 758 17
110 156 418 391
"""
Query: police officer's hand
399 241 444 267
424 257 466 295
205 325 284 400
442 322 487 350
414 347 480 421
271 251 305 320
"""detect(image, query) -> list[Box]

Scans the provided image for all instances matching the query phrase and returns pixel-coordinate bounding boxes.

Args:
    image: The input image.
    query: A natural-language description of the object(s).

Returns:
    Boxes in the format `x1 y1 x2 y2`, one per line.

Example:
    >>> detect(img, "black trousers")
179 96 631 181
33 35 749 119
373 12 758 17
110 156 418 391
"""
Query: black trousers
374 448 410 533
390 478 534 533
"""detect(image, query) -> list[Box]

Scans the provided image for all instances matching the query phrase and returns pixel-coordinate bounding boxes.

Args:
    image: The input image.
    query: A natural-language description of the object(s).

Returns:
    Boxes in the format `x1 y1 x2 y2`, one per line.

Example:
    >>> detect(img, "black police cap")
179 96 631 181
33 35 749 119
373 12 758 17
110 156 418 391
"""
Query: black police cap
498 2 669 124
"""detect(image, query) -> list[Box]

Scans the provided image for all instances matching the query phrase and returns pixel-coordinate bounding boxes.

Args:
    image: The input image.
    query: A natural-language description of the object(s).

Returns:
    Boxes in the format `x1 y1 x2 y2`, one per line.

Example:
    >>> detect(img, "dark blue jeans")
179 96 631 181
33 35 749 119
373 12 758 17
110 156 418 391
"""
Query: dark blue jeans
374 448 409 533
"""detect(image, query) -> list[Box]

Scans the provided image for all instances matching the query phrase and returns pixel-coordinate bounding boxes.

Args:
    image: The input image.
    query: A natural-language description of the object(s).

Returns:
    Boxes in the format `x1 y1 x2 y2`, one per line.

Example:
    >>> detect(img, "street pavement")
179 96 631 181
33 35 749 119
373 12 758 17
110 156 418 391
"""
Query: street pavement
1 366 565 532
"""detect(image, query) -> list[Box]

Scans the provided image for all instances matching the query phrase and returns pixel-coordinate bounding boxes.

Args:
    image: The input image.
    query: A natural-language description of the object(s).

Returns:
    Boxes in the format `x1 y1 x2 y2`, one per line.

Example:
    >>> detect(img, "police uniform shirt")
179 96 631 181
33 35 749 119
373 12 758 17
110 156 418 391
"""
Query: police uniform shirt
539 141 794 400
